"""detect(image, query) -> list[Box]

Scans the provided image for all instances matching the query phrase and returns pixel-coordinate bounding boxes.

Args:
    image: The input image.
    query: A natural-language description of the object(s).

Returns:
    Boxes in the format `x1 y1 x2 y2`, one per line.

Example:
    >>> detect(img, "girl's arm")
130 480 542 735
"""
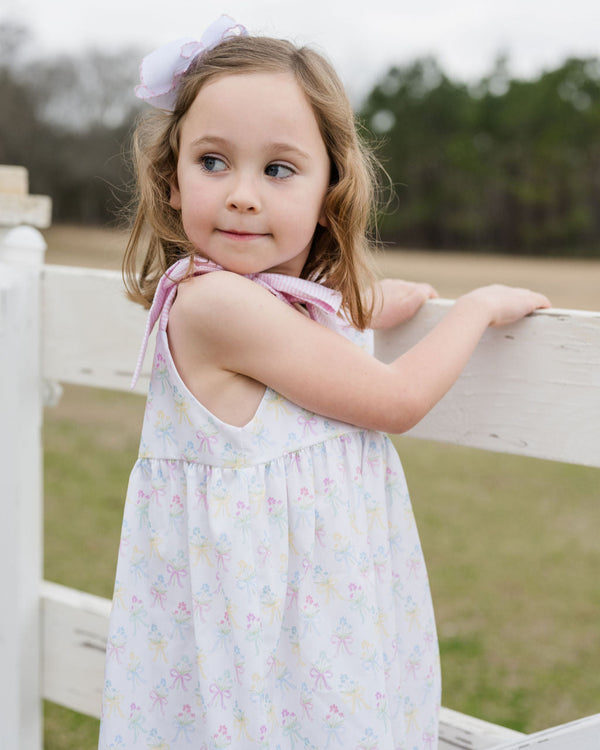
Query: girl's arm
171 272 550 434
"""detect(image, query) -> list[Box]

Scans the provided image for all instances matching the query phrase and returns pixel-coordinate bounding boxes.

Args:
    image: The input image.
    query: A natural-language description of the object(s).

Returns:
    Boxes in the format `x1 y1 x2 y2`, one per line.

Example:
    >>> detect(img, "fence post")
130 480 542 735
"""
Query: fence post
0 166 50 750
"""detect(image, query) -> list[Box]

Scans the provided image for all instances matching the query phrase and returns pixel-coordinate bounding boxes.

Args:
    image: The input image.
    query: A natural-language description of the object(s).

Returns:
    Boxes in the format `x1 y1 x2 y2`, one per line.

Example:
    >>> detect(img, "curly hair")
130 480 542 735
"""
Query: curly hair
123 34 382 328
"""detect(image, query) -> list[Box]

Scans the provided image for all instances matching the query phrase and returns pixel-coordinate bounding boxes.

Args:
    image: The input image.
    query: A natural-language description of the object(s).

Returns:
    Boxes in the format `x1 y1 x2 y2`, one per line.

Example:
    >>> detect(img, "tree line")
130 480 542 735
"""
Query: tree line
361 55 600 256
2 21 600 256
0 22 140 224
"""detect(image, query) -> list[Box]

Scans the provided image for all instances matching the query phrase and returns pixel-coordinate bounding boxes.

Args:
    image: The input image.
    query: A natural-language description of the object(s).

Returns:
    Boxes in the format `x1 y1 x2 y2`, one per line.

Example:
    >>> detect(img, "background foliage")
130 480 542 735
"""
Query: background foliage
362 55 600 256
2 19 600 253
0 22 140 224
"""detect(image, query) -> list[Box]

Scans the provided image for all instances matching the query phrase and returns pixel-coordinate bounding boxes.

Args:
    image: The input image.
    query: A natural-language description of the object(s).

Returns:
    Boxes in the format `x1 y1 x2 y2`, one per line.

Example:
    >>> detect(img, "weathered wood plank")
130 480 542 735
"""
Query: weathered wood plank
487 712 600 749
439 706 524 749
42 265 600 466
40 576 600 749
375 303 600 467
0 165 28 194
40 580 528 747
0 227 47 750
0 194 52 228
42 265 152 395
41 581 110 719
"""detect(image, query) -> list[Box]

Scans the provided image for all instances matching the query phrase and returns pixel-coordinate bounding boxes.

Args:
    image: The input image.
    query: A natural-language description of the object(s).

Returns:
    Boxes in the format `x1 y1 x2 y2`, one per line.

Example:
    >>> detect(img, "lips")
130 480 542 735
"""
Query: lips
218 229 267 240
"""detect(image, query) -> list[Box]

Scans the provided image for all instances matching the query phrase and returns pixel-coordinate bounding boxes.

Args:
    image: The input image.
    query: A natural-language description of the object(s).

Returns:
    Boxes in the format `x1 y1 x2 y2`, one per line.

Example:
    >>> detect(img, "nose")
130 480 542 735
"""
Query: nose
226 172 261 213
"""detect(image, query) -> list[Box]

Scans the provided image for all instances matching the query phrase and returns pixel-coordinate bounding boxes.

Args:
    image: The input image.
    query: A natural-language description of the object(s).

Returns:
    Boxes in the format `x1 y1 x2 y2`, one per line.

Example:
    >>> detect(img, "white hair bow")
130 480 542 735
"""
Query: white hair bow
135 15 248 111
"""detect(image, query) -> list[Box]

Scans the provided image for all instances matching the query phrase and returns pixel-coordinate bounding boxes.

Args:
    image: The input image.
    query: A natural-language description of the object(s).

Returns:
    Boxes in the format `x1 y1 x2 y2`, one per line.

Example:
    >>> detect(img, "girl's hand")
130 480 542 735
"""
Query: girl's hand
460 285 551 327
371 278 439 329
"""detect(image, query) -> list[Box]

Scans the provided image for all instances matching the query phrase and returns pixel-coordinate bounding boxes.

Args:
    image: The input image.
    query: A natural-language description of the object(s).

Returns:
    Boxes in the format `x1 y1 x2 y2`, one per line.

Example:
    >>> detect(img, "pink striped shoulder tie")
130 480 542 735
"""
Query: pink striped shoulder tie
130 256 344 388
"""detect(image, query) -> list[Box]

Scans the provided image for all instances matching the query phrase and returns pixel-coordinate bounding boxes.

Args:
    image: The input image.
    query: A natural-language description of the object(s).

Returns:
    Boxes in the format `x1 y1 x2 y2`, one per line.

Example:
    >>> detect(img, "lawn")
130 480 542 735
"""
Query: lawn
42 226 600 747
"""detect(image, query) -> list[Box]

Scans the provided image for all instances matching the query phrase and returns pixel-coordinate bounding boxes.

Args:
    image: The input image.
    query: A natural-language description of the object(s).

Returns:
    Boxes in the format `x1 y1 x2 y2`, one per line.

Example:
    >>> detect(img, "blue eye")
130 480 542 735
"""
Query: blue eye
200 155 227 173
265 163 294 179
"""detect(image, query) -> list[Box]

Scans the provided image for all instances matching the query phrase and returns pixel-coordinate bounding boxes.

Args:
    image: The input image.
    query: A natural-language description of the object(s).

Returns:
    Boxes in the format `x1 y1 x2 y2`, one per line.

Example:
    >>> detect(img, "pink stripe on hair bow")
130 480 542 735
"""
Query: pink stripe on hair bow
130 256 344 388
135 15 248 111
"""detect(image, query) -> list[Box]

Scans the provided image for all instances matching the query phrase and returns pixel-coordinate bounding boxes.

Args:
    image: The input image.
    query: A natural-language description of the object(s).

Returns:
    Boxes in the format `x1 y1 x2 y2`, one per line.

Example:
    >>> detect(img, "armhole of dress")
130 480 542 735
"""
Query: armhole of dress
130 284 180 389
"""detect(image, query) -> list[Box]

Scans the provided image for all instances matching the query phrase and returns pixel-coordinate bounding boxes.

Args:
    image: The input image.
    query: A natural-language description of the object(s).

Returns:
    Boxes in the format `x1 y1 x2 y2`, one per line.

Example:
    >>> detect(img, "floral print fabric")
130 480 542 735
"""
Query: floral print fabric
99 281 440 750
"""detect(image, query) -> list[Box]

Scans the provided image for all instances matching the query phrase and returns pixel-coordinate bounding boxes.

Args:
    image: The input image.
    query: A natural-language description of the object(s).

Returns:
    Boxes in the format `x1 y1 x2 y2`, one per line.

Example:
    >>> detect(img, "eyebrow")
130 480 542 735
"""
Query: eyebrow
190 135 311 162
268 142 311 161
190 135 231 149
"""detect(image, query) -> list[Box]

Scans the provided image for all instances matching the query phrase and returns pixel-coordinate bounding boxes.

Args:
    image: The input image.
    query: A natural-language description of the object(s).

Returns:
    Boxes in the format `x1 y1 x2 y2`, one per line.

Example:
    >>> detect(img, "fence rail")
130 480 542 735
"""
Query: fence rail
1 179 599 749
43 263 600 467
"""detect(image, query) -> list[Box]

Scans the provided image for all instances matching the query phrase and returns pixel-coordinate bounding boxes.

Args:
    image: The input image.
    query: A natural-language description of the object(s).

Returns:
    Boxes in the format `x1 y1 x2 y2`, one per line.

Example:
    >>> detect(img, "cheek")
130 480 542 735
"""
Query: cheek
179 183 213 217
178 192 219 241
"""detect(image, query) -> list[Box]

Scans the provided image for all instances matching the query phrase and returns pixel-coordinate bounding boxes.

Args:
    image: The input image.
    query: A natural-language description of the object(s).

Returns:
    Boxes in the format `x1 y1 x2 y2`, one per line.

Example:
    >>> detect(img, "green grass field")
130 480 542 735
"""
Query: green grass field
42 227 600 747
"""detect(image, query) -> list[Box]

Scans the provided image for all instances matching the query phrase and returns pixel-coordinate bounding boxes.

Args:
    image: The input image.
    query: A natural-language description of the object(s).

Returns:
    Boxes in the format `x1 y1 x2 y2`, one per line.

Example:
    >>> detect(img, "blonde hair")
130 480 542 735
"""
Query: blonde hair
124 35 381 328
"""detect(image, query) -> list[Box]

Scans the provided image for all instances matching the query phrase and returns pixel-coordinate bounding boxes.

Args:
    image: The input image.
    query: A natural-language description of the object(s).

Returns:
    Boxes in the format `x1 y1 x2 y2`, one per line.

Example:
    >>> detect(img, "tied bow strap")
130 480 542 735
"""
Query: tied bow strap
130 256 344 389
135 15 248 111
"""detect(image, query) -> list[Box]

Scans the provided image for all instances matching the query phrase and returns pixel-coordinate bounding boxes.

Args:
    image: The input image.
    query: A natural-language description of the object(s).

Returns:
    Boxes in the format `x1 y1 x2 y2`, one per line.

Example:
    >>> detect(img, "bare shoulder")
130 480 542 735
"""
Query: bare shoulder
173 269 261 313
171 270 279 330
168 270 298 370
167 271 280 423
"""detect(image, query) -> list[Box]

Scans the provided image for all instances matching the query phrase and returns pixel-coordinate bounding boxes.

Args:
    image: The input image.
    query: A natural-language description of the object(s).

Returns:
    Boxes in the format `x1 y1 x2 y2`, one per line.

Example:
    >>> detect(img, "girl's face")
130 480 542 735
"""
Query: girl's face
170 71 331 277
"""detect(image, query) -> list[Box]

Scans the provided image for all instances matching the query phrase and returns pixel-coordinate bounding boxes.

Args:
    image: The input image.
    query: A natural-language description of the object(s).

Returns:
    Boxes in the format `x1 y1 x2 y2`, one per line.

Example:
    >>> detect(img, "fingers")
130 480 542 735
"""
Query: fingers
372 279 440 329
492 287 551 326
417 282 439 300
531 291 551 310
461 284 552 327
508 287 552 314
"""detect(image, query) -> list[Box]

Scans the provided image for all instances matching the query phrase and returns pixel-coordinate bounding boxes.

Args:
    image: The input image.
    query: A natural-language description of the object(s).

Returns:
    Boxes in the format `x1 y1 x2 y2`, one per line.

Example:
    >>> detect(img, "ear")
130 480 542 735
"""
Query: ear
169 176 181 210
317 202 328 228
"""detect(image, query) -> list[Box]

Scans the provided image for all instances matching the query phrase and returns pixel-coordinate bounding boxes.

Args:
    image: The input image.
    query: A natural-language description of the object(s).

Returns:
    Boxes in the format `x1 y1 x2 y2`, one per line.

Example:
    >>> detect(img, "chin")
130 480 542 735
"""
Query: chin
220 259 266 276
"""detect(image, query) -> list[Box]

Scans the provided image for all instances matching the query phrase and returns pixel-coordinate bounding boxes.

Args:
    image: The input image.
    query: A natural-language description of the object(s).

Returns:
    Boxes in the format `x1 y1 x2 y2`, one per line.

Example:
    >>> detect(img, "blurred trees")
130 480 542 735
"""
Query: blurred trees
361 55 600 255
0 21 141 224
2 19 600 255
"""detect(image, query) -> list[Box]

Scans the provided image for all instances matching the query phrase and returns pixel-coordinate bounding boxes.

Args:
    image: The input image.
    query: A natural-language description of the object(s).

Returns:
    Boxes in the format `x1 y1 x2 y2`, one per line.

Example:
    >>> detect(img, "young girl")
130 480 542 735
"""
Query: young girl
99 16 550 750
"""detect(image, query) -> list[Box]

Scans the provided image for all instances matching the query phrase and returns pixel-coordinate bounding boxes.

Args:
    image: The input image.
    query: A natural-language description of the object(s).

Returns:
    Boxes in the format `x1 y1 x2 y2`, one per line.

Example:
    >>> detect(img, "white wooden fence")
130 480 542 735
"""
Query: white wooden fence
1 167 599 749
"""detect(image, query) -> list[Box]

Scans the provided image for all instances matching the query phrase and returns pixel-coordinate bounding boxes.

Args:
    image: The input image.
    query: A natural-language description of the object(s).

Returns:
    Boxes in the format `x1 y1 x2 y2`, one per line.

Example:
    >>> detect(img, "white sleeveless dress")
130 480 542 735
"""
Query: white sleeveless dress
99 258 440 750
